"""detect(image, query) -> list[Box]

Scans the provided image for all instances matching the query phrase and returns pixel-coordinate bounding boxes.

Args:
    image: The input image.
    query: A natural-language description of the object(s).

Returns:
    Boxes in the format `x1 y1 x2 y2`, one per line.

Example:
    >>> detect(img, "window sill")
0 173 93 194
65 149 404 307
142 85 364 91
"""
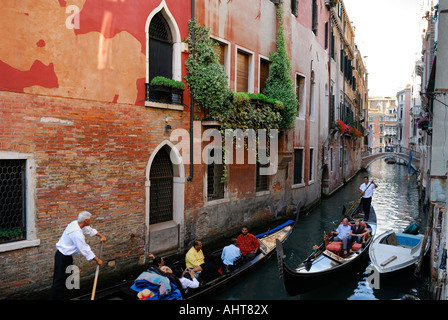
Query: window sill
0 239 40 253
255 190 270 196
291 183 305 189
204 197 230 207
145 101 184 111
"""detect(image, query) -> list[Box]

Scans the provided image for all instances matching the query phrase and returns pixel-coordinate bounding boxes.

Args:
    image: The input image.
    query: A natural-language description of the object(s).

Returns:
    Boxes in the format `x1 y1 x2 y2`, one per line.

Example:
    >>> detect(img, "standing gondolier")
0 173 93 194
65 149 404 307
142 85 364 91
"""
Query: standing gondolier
359 176 377 221
49 211 106 300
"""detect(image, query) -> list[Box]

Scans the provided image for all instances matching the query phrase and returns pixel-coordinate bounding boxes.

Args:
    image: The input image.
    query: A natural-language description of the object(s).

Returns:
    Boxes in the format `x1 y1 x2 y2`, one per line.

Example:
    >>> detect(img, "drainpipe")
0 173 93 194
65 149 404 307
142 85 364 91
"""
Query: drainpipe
187 0 195 182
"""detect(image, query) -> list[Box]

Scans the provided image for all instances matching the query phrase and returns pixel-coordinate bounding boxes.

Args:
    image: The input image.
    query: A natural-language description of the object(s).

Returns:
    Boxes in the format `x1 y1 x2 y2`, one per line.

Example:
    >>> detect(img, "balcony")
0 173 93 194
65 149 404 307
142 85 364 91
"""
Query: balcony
145 83 184 111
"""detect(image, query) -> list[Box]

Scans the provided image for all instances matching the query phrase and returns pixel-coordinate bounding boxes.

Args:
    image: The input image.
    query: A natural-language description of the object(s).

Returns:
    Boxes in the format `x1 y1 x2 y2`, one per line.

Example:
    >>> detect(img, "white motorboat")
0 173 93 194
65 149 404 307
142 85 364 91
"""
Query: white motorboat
369 229 429 275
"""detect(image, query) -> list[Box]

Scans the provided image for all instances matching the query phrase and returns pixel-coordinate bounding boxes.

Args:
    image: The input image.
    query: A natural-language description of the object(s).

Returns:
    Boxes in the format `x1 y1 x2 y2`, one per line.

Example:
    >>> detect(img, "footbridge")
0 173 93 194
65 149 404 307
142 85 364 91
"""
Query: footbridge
361 147 421 171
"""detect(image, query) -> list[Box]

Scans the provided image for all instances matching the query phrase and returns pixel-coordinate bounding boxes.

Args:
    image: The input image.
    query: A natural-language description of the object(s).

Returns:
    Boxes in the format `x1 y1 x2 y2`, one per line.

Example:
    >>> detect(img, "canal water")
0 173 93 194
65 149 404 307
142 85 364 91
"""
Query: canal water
209 160 431 300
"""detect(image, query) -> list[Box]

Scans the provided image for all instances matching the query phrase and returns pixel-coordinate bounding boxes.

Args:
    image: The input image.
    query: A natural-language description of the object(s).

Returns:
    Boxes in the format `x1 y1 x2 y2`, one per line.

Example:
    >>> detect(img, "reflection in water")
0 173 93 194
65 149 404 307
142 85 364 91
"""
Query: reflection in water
209 160 430 300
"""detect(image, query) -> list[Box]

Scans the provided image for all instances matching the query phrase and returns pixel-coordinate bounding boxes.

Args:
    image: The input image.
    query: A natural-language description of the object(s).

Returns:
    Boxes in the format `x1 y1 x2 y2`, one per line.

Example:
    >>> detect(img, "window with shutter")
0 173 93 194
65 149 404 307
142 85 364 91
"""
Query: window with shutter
293 149 304 185
237 50 249 92
259 59 270 93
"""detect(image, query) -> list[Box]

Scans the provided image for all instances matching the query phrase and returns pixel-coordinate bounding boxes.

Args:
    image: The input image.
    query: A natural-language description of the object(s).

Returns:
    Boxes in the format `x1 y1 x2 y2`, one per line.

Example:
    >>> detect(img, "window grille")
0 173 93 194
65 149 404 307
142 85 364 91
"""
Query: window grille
256 162 269 192
149 12 172 43
207 149 224 200
0 160 26 244
150 148 173 224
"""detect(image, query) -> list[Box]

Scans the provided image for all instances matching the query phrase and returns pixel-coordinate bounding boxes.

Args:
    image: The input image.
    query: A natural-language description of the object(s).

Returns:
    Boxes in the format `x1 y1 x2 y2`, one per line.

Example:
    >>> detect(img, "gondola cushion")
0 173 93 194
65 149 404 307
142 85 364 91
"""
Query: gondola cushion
352 243 362 251
326 242 342 252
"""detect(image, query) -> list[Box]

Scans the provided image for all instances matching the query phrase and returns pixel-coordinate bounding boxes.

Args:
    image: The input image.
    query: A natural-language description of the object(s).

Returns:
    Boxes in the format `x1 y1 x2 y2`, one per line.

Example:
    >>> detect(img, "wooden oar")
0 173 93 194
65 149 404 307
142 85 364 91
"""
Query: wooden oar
347 181 373 217
91 242 104 300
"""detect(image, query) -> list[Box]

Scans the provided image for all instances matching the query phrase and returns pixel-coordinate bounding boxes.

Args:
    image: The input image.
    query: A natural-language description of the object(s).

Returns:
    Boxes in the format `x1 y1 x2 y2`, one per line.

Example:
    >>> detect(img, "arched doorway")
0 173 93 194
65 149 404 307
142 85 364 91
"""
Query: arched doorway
149 147 173 224
145 141 185 258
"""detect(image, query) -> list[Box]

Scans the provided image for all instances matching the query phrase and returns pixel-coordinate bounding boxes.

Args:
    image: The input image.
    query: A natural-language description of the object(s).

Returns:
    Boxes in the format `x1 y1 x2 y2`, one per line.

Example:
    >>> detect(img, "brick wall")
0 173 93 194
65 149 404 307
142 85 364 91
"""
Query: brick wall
0 91 186 297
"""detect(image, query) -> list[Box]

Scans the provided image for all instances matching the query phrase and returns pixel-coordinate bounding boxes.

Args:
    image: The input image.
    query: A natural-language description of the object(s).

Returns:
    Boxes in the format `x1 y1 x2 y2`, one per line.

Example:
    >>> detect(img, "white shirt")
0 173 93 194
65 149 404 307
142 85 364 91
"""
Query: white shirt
179 276 199 290
360 182 376 198
56 221 98 260
335 224 351 239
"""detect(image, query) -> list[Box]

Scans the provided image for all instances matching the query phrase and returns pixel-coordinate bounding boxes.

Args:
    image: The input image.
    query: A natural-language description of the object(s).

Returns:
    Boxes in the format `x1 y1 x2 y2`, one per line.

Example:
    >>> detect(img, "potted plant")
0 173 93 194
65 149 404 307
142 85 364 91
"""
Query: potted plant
0 227 25 243
146 76 185 104
417 117 430 130
335 120 348 135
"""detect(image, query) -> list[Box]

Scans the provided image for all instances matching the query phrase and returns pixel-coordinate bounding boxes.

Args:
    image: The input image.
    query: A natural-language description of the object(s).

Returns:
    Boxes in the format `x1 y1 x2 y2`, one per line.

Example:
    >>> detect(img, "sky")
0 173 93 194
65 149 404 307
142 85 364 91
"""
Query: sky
343 0 423 97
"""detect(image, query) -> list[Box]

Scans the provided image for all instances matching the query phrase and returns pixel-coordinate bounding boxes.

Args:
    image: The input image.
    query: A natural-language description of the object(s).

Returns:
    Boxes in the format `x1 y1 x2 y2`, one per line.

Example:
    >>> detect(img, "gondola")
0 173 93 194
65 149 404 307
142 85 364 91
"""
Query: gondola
73 212 299 300
276 202 377 296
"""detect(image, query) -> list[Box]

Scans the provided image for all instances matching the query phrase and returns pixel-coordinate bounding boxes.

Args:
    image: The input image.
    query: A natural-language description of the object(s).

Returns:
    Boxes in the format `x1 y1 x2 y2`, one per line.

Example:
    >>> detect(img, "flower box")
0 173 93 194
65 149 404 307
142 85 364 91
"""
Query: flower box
145 83 184 105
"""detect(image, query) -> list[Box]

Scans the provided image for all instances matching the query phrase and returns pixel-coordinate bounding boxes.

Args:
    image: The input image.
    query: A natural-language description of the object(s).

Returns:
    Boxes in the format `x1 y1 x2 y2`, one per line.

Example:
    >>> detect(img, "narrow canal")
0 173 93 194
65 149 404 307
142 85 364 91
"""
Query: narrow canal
209 160 431 300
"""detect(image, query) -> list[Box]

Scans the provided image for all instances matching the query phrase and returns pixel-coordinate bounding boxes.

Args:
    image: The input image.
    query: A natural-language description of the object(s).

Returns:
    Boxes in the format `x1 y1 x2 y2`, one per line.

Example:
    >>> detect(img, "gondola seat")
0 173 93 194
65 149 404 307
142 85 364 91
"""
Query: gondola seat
352 242 362 251
326 242 342 253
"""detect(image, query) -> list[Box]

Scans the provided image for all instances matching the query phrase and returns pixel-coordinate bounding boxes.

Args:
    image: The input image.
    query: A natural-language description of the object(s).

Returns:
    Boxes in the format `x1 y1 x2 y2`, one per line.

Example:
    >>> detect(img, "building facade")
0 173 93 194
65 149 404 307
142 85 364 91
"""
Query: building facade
0 0 367 298
396 86 411 151
418 0 448 300
321 0 368 196
367 97 398 151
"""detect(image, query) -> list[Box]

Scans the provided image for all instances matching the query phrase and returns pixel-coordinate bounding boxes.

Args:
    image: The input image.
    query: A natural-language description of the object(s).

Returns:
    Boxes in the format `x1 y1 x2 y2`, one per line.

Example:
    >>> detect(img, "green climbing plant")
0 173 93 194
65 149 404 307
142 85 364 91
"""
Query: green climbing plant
262 2 298 130
184 19 232 117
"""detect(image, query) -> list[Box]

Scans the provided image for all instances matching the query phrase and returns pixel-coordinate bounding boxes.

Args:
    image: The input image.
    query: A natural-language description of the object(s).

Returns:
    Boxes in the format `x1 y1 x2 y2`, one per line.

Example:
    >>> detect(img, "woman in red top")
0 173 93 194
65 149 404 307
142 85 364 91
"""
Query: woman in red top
236 225 260 262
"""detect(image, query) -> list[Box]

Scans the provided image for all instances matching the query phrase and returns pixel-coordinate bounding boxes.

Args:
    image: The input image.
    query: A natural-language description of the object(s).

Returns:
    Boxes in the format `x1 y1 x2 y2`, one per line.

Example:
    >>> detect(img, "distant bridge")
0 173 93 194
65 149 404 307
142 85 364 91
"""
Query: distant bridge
361 147 421 171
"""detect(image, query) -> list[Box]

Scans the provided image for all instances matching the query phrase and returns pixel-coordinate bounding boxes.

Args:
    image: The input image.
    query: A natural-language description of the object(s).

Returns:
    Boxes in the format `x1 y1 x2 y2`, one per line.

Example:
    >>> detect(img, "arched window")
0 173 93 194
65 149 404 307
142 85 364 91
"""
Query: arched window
149 147 173 224
148 12 173 82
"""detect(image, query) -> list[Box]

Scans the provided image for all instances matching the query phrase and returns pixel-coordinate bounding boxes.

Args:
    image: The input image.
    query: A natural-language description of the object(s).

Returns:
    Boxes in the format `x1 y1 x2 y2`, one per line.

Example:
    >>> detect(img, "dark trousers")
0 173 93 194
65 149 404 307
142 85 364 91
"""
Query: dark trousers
49 250 73 300
361 197 372 221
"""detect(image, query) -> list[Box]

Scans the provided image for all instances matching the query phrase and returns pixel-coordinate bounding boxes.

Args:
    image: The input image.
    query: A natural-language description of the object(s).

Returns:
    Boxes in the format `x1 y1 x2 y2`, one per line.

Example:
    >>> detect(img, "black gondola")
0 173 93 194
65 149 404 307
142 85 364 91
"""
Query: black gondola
276 203 377 296
73 210 300 300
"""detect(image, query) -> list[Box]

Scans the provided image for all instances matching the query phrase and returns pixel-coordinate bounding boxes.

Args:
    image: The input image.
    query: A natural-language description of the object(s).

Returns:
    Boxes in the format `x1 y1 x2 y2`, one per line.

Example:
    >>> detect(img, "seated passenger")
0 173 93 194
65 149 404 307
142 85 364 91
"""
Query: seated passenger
221 238 242 273
331 218 351 254
348 219 370 250
172 267 200 292
148 253 172 274
185 240 205 272
237 225 260 262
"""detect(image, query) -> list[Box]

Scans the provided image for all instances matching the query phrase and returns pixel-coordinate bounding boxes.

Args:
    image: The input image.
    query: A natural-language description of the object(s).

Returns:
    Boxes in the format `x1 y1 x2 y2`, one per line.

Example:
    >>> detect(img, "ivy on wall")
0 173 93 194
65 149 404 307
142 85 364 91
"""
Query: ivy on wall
185 8 297 131
184 19 232 118
262 2 298 130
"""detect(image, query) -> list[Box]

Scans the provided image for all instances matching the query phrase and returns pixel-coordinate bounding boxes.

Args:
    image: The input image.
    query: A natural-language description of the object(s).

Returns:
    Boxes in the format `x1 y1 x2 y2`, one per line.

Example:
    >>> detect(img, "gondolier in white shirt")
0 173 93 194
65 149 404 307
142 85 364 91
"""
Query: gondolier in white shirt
359 176 377 221
49 211 106 299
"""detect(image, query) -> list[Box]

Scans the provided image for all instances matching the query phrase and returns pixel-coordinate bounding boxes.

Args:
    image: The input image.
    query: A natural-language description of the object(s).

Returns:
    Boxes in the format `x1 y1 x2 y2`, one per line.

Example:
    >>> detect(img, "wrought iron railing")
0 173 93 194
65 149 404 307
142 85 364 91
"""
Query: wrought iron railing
145 83 183 105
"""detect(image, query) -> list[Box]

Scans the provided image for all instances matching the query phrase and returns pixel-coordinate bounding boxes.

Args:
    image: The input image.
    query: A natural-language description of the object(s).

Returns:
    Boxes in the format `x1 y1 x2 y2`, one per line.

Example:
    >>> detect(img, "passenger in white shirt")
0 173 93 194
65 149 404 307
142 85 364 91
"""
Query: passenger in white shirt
359 176 378 221
49 211 106 299
332 218 352 254
173 267 200 295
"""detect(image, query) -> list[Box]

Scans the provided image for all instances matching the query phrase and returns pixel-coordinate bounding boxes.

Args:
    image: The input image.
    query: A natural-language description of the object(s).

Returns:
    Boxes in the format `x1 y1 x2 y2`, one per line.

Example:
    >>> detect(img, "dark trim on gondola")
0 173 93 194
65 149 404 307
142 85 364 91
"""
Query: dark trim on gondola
277 202 377 296
74 202 302 300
